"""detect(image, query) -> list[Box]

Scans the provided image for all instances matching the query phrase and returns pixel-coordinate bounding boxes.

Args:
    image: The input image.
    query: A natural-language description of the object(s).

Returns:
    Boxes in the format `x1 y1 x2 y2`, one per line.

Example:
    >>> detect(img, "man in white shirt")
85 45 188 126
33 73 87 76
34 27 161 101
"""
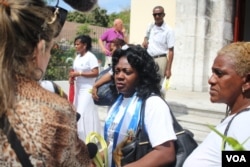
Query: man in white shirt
142 6 175 79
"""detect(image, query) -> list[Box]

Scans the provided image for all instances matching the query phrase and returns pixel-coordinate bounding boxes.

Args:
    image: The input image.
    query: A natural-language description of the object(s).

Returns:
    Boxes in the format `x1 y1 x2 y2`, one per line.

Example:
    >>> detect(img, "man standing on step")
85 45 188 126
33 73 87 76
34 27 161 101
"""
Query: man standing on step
142 6 175 80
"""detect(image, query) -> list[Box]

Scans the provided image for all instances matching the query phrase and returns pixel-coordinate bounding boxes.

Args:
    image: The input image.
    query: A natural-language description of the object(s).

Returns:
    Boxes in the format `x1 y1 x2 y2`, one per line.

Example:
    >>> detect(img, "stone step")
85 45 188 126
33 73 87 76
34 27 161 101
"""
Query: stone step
169 100 224 142
187 108 226 119
176 114 222 127
177 119 213 144
177 118 214 133
175 108 224 144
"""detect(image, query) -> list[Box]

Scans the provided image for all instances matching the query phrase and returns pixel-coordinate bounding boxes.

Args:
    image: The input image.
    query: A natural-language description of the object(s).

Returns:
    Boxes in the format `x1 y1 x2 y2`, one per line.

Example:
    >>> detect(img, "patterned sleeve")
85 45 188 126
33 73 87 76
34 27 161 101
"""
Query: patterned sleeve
58 104 91 167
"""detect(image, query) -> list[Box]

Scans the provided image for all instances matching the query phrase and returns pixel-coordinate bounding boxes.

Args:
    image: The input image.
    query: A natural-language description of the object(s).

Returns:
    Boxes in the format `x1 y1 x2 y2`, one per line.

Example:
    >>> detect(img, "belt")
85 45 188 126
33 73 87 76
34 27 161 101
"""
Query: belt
153 54 166 59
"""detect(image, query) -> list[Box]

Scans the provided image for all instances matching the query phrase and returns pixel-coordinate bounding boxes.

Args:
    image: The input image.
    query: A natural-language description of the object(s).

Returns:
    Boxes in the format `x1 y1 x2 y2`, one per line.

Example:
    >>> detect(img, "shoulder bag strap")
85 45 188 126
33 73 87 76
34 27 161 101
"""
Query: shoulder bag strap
137 94 185 142
137 99 149 143
156 95 184 132
223 108 250 149
0 116 33 167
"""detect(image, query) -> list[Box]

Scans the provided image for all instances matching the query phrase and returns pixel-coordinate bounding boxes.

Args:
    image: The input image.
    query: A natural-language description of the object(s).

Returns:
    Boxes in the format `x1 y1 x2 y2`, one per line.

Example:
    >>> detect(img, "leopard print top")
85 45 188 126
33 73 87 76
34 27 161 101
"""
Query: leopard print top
0 76 91 167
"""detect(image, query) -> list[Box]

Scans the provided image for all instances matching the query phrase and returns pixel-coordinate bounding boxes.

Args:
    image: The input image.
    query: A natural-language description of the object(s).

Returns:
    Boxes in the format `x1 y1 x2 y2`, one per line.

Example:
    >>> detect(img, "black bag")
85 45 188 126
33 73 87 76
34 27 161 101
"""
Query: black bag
94 67 118 106
121 104 152 165
170 114 198 167
121 96 198 167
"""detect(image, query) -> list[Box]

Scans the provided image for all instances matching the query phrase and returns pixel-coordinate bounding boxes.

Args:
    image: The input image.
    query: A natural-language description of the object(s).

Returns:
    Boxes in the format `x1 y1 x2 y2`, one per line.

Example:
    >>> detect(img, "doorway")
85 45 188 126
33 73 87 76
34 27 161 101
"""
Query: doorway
234 0 250 41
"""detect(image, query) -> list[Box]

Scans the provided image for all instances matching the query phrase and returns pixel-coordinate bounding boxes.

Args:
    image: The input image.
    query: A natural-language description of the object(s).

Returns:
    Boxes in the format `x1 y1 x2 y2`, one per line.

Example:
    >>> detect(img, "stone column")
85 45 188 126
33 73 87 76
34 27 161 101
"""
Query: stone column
172 0 234 92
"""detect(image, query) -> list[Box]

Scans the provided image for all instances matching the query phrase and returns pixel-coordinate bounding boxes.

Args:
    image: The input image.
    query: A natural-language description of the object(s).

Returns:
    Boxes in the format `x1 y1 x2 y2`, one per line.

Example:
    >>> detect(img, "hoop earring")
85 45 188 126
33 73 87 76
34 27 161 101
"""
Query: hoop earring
32 68 44 81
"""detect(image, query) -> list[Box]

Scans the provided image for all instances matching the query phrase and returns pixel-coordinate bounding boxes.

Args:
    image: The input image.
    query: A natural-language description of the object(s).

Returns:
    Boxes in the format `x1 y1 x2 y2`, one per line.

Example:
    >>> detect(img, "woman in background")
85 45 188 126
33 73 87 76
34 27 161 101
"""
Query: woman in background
69 35 102 142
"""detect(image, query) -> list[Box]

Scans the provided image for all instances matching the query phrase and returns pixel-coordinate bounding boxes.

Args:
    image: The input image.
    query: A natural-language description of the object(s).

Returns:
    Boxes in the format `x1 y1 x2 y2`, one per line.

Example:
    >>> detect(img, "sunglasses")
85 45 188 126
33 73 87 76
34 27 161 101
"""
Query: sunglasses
48 4 68 37
153 13 164 17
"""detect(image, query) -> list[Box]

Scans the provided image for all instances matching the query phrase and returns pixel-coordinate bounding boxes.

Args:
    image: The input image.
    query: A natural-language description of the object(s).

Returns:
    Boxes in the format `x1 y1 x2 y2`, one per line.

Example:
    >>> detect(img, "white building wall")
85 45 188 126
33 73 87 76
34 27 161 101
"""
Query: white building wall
129 0 176 44
173 0 234 91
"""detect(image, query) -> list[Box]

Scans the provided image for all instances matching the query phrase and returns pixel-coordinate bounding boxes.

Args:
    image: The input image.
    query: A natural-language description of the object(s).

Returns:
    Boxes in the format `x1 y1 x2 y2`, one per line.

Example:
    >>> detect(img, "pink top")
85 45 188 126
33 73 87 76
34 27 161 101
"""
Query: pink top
100 28 124 56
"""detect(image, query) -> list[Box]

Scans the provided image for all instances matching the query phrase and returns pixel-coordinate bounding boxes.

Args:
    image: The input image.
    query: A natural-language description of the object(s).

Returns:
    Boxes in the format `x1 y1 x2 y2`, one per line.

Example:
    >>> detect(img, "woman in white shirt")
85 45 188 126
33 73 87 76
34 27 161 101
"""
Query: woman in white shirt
69 35 102 142
104 44 176 167
184 42 250 167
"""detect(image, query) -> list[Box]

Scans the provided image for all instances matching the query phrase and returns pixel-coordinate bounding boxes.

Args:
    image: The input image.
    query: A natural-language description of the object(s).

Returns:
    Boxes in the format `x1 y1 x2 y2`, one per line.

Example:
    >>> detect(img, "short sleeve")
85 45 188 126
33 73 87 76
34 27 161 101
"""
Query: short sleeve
89 52 99 69
144 96 177 147
166 28 175 48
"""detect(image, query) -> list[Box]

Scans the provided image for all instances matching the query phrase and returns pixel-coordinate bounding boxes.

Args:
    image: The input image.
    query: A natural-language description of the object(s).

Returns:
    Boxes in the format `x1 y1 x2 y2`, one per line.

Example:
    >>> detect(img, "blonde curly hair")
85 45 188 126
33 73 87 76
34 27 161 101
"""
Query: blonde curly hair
0 0 63 116
218 42 250 77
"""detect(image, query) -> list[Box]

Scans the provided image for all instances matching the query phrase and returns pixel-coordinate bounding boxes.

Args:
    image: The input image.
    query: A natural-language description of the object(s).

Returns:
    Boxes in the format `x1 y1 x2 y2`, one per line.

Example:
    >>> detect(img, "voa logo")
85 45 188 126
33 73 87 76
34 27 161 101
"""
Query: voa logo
226 155 247 163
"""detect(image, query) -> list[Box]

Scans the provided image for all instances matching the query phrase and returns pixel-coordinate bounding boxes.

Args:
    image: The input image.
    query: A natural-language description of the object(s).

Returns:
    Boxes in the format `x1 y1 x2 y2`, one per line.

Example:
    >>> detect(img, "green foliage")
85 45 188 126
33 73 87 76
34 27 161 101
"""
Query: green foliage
66 7 109 27
44 3 129 80
208 124 250 151
91 7 110 27
44 47 75 80
45 44 105 80
76 23 91 36
66 7 130 31
108 10 130 31
76 24 98 46
67 11 88 23
46 0 130 29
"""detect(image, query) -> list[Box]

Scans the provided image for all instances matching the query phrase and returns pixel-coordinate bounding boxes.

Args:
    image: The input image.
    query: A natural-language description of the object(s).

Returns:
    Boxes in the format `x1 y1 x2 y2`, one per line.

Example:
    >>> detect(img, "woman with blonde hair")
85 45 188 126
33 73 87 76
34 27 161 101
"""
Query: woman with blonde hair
0 0 95 166
184 42 250 166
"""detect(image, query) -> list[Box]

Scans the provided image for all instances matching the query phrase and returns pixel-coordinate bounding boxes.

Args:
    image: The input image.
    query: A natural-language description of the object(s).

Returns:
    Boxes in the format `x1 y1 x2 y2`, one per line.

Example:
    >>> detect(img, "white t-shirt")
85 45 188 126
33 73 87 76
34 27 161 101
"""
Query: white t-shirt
40 80 55 93
73 51 99 87
146 22 175 57
105 95 176 167
144 96 177 147
183 109 250 167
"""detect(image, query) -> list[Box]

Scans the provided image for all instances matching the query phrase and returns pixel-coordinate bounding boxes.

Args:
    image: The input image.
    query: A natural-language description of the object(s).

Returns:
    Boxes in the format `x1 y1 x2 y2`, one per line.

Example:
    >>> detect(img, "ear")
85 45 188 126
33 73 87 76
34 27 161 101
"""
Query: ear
34 40 45 57
242 73 250 92
39 40 46 54
34 40 48 72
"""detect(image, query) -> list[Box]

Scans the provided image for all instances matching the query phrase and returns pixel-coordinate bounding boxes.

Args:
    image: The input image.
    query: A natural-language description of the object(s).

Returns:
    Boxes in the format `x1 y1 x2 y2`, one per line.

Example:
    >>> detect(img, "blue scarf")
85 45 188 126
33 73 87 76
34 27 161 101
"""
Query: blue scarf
104 93 142 167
